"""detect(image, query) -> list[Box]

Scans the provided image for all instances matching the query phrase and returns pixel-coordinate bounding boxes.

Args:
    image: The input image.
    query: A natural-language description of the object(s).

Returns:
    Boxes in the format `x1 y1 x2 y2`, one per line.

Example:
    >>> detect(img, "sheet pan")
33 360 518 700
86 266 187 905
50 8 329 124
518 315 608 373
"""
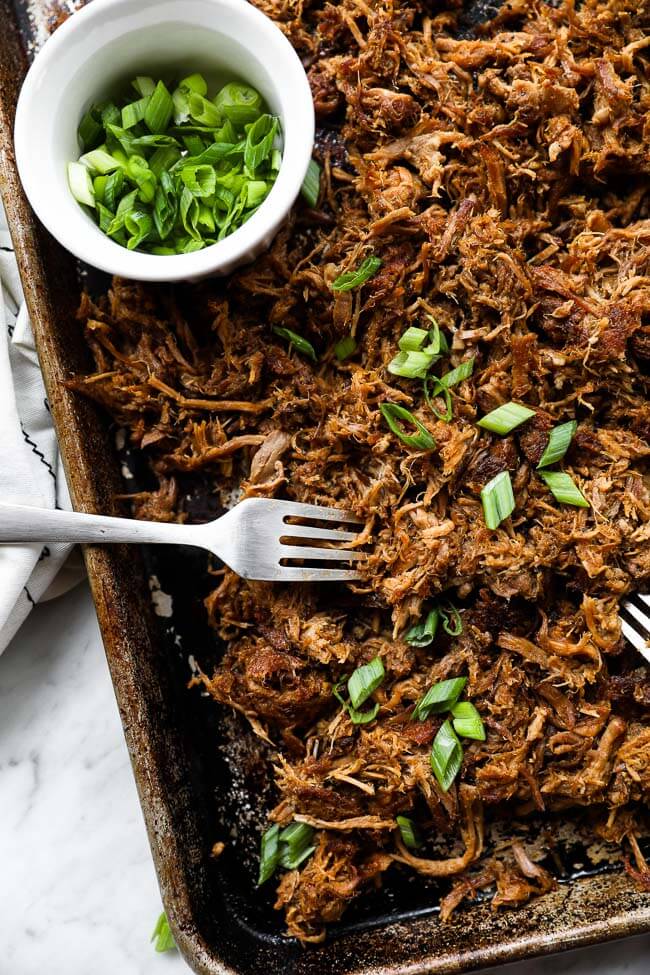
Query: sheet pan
1 2 649 972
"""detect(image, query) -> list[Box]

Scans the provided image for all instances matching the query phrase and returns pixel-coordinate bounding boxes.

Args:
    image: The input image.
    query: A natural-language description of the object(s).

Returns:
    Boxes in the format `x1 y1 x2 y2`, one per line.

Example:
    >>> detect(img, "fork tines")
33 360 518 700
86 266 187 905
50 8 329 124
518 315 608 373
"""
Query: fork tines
620 594 650 663
277 501 365 580
279 500 364 524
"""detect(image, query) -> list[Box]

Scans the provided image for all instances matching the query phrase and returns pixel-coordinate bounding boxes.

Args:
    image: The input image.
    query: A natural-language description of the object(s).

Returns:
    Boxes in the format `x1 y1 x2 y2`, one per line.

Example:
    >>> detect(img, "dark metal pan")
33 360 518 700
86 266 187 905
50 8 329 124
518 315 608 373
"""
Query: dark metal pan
1 2 649 972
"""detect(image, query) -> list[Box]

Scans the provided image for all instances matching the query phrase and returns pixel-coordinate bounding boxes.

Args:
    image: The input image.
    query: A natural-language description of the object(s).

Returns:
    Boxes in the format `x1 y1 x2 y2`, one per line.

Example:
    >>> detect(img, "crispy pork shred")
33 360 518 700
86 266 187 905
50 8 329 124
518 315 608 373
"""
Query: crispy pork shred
72 0 650 943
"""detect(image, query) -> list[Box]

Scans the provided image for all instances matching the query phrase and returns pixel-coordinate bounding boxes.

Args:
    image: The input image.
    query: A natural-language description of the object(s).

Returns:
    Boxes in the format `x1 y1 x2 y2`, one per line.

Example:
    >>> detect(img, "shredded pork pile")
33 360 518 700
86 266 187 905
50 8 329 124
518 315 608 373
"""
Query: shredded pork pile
72 0 650 943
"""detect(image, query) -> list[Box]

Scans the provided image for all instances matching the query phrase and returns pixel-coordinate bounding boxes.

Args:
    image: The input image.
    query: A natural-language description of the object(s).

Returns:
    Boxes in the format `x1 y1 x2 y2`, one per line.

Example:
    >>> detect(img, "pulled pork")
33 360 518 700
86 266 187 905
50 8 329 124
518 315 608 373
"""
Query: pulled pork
72 0 650 943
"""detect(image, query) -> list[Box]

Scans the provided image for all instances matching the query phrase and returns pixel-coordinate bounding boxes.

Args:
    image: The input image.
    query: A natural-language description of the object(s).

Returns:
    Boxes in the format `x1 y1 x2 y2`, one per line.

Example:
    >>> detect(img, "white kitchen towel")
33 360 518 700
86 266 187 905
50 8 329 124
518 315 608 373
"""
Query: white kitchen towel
0 206 84 653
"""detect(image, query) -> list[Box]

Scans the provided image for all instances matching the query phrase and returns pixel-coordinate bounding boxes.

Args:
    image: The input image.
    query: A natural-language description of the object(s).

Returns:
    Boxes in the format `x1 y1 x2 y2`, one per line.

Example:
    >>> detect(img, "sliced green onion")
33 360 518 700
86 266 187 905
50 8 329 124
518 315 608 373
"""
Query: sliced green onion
181 142 235 168
126 154 156 204
78 105 104 151
181 73 207 96
335 335 357 361
258 824 280 885
348 656 385 709
106 211 127 242
437 357 475 389
244 115 278 171
111 147 129 168
188 92 223 127
405 608 439 648
388 350 435 379
172 88 191 125
214 81 263 125
101 103 122 129
214 184 235 214
538 470 589 507
173 123 219 137
399 327 429 352
258 821 317 875
68 162 95 207
246 180 270 208
112 127 177 154
177 237 206 253
116 188 138 217
537 420 578 469
279 843 315 871
180 163 217 198
227 141 247 162
96 202 114 233
122 96 150 129
278 822 316 870
333 678 348 710
348 702 380 724
412 676 467 722
124 153 150 180
79 148 124 174
396 815 422 850
131 133 181 149
183 133 208 156
380 403 436 452
331 256 382 292
198 203 216 233
133 76 156 98
424 376 453 423
422 344 470 418
70 75 281 255
107 226 127 247
153 170 177 240
481 470 515 530
124 210 153 250
217 167 246 193
93 175 107 205
105 122 137 156
180 185 201 240
451 701 486 741
430 720 463 793
440 603 462 636
333 678 381 725
151 912 176 953
106 199 127 228
218 119 238 143
272 326 317 362
426 319 449 355
148 146 182 179
478 402 536 434
301 159 321 208
144 80 174 134
217 186 247 241
104 169 125 211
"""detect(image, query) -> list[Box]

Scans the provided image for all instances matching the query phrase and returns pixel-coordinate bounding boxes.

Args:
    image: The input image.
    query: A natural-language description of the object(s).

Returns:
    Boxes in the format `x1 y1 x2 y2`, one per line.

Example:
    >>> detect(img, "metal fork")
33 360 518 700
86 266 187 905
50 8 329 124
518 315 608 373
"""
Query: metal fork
620 596 650 663
0 498 364 582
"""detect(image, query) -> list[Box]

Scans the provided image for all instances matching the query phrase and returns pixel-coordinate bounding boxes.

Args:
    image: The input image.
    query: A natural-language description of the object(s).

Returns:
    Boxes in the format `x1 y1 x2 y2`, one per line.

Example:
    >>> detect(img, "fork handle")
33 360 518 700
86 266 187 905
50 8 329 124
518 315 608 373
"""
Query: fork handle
0 502 199 547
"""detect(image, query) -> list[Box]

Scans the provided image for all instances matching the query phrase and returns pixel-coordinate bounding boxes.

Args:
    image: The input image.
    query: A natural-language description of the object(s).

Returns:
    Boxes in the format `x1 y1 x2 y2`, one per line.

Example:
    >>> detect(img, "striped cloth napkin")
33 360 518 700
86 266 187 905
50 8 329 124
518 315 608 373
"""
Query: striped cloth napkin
0 205 83 653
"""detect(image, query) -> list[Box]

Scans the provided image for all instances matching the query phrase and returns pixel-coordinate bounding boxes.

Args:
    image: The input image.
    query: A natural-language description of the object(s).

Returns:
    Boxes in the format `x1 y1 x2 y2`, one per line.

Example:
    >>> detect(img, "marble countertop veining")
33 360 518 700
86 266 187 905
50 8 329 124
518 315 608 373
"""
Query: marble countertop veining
1 582 648 975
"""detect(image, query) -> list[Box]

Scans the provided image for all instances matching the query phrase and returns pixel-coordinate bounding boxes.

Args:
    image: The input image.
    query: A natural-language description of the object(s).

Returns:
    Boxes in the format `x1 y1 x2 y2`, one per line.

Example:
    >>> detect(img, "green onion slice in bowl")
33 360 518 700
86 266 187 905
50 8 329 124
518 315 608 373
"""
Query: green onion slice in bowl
68 73 283 256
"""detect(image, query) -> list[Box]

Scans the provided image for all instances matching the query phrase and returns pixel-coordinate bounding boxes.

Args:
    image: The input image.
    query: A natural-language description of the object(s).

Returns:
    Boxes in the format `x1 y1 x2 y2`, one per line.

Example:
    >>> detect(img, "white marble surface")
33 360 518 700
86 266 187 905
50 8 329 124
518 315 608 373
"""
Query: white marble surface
1 581 649 975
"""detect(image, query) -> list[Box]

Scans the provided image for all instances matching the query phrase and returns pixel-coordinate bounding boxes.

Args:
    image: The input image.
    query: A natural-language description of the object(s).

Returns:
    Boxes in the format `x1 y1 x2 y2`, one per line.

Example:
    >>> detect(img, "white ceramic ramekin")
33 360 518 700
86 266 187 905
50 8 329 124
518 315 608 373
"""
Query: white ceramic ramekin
14 0 314 281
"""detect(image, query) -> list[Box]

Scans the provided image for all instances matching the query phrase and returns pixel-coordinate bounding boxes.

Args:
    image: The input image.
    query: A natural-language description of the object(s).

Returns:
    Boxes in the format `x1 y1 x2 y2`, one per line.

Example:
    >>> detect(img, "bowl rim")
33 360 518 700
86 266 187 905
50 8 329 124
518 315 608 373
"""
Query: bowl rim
13 0 315 281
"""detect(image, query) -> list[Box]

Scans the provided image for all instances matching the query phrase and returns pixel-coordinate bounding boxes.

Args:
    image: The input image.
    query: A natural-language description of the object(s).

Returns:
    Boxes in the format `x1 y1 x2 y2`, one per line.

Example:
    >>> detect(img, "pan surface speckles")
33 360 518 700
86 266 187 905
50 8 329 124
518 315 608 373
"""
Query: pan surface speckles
11 0 84 55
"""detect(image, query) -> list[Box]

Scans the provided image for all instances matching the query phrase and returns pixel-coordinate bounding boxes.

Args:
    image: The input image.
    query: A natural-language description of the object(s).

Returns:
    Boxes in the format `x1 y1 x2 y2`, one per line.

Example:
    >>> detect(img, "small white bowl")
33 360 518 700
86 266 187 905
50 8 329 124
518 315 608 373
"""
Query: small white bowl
14 0 314 281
